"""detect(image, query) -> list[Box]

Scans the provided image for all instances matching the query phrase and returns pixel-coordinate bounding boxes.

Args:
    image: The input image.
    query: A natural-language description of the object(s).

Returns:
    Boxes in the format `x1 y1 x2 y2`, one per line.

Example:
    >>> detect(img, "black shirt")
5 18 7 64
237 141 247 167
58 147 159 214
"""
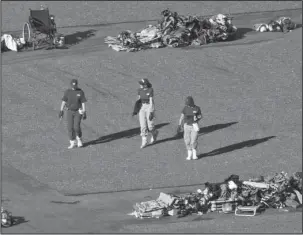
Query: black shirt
62 88 87 111
182 105 202 125
138 87 154 103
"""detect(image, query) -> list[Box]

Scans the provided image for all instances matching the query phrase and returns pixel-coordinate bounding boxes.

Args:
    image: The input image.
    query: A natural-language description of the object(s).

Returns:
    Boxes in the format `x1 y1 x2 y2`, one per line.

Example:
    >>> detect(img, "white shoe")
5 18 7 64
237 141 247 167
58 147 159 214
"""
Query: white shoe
186 150 193 160
140 137 148 149
150 130 159 144
76 136 83 148
68 140 77 149
192 149 198 160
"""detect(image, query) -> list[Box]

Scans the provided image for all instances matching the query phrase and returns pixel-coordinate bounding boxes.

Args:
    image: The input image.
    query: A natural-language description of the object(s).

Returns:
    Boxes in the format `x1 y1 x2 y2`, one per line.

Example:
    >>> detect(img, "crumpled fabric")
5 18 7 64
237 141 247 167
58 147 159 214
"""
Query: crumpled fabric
1 207 13 227
1 34 23 52
253 16 297 33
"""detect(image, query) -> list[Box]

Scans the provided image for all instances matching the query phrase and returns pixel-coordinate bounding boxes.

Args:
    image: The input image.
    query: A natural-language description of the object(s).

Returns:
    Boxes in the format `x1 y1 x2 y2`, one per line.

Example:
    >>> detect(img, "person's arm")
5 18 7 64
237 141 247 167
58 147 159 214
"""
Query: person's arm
176 111 185 134
179 113 184 125
137 88 141 101
149 96 154 111
80 90 87 119
61 90 68 110
81 103 85 112
59 91 68 118
194 107 202 122
149 88 155 112
80 90 87 106
60 101 66 111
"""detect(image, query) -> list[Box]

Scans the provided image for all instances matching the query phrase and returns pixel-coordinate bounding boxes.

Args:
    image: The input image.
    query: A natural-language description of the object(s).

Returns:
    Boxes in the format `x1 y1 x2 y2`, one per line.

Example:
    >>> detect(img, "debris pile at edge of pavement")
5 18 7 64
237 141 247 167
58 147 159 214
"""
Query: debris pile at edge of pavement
1 207 13 227
104 9 238 52
128 171 302 219
253 16 297 33
1 34 25 52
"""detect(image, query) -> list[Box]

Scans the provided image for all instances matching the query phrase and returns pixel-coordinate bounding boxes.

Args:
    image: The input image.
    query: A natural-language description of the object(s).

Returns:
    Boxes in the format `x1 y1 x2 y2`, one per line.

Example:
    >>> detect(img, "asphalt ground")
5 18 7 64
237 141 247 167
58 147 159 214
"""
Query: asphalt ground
1 1 302 233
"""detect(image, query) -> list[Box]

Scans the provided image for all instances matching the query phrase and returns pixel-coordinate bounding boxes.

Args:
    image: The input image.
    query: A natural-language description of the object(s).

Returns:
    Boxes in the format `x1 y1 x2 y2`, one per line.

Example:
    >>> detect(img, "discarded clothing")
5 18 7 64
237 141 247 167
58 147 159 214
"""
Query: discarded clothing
105 10 238 52
1 207 13 227
253 16 297 33
1 34 24 52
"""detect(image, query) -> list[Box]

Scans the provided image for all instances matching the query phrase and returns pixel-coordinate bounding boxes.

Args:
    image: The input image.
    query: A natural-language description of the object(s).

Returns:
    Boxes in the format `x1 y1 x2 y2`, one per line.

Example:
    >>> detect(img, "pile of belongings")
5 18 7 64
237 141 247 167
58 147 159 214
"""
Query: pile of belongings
253 16 297 33
105 9 237 52
1 34 26 52
128 171 302 219
1 207 13 227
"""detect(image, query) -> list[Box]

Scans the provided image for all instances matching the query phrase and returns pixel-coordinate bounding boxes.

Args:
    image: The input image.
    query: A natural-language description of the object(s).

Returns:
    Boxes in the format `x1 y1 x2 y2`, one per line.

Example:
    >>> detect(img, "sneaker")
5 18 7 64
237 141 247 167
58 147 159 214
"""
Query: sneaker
68 140 77 149
186 150 192 160
192 149 198 160
76 136 83 148
150 130 159 144
140 137 148 149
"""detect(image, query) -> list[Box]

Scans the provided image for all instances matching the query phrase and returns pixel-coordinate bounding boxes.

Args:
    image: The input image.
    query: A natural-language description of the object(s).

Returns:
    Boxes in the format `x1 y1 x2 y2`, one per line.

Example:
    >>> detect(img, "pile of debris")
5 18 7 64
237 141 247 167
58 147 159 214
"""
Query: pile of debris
104 9 237 52
253 16 297 33
129 171 302 219
1 207 13 227
1 34 25 52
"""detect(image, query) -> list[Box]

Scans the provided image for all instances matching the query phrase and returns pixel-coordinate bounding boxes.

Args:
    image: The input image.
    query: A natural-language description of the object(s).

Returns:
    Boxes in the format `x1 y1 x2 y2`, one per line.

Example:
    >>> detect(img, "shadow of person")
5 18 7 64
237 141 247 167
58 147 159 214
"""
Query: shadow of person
198 122 238 136
150 122 238 146
198 136 276 159
83 122 170 147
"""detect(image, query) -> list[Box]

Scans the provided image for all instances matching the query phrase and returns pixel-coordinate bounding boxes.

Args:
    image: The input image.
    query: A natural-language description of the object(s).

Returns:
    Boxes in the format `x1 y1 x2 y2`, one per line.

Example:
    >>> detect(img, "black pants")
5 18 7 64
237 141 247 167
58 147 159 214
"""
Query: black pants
66 110 82 140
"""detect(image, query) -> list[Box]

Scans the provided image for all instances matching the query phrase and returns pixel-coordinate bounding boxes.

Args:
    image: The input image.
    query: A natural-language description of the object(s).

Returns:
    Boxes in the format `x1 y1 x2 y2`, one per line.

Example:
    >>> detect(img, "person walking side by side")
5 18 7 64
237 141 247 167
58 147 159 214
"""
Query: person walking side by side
137 78 159 149
59 79 87 149
178 96 202 160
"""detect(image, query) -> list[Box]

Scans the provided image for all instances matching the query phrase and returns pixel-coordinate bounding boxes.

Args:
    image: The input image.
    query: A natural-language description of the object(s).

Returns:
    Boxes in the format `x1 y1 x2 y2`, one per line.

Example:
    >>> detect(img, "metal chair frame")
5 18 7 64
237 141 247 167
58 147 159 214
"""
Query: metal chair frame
22 8 57 50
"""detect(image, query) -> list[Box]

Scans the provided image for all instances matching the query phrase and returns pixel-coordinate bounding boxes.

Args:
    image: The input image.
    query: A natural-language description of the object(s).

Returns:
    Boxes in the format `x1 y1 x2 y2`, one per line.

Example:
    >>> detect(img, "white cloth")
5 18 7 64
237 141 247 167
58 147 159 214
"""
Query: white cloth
1 34 18 51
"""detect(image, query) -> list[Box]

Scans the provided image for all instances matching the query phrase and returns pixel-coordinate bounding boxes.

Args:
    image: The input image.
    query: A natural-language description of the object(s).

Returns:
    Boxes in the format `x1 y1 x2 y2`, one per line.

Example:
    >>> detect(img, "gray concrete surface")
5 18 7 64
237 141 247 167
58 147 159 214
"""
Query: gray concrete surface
2 1 302 32
1 2 302 233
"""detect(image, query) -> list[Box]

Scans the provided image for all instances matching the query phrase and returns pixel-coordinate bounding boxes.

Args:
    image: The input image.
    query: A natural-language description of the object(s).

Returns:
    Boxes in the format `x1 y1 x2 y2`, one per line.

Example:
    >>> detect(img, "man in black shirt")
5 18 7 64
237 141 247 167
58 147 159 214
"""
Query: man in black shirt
59 79 87 149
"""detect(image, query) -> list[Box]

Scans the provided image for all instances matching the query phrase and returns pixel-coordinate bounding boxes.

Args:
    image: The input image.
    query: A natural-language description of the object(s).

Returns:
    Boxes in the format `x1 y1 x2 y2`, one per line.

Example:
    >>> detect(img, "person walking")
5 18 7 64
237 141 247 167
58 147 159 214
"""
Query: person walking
137 78 159 148
177 96 202 160
59 79 87 149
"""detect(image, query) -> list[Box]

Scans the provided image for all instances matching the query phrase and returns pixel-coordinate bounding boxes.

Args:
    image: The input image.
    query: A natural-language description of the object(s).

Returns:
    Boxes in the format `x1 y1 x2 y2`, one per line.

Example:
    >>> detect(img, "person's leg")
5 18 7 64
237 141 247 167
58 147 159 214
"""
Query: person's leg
66 110 76 149
183 124 192 160
74 111 83 147
147 106 158 144
191 129 199 160
139 104 148 148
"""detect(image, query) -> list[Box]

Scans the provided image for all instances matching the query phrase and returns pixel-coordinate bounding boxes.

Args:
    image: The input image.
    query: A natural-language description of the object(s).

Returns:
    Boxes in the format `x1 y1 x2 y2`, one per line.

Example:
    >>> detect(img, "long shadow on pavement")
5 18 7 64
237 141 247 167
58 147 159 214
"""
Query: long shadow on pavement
12 216 29 226
150 122 238 146
232 27 255 40
198 136 276 159
64 29 97 45
83 122 170 147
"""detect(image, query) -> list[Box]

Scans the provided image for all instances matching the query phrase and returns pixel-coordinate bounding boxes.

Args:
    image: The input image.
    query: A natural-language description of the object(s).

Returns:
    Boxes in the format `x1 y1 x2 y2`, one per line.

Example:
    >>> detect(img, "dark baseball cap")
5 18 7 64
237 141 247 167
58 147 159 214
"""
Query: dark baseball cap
70 79 78 87
138 78 151 86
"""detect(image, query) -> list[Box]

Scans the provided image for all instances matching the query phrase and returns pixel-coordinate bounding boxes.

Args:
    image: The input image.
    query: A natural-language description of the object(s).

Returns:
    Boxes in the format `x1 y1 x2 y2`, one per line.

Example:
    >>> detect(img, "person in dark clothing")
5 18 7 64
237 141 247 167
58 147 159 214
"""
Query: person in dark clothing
178 96 202 160
59 79 87 149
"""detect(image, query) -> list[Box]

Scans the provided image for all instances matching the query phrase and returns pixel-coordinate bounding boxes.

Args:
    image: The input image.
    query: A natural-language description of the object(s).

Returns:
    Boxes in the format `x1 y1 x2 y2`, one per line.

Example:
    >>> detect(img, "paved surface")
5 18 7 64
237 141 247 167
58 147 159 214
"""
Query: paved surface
2 1 302 32
1 2 302 233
